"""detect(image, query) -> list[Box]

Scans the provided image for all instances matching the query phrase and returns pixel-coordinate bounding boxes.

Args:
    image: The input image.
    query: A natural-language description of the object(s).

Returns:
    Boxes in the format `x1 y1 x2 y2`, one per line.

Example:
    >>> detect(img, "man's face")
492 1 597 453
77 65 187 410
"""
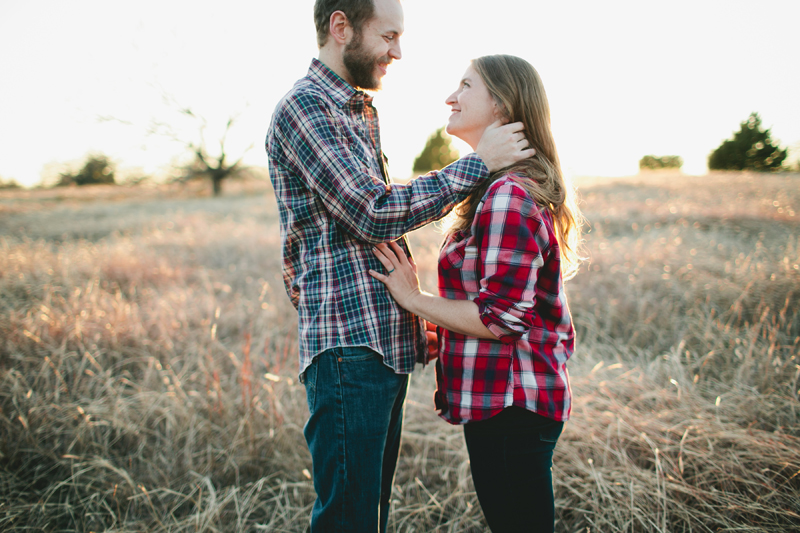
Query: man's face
342 0 403 90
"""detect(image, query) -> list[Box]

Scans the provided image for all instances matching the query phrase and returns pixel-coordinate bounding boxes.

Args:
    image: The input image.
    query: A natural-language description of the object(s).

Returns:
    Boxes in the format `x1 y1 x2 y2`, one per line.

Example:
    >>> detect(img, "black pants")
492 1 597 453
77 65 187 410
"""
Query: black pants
463 407 564 533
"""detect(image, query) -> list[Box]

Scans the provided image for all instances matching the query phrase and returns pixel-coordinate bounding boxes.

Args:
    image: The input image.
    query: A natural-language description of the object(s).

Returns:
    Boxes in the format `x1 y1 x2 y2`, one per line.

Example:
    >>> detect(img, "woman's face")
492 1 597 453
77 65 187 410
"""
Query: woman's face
445 65 501 150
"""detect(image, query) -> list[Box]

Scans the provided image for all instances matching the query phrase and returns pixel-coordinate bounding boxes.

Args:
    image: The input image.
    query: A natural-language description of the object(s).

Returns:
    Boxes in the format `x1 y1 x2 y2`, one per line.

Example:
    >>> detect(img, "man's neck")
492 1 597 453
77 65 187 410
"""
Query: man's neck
318 48 353 87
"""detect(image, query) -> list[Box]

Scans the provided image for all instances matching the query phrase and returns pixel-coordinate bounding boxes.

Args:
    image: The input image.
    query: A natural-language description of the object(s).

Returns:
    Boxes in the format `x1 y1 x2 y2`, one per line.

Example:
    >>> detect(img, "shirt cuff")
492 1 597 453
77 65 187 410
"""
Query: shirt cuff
440 152 489 194
475 297 525 344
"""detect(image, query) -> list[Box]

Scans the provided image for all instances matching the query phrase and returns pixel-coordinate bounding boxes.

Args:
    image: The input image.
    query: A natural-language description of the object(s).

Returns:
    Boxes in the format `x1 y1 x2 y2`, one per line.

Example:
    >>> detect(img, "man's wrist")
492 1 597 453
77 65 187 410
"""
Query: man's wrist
473 151 495 174
478 155 497 173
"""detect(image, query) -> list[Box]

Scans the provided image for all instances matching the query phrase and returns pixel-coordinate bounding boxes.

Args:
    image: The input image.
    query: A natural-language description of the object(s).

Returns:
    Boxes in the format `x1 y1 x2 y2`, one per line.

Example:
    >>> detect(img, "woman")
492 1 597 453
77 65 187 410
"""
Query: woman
369 55 583 532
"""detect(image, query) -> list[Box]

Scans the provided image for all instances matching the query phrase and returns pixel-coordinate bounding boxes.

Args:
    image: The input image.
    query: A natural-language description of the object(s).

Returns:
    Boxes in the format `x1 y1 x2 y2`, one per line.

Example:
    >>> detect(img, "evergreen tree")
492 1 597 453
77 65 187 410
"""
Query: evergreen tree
708 113 787 171
412 127 459 173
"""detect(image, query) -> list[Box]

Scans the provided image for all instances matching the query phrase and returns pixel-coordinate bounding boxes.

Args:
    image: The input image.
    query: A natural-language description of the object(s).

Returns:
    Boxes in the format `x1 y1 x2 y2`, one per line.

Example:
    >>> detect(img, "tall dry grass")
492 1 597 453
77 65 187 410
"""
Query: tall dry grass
0 172 798 531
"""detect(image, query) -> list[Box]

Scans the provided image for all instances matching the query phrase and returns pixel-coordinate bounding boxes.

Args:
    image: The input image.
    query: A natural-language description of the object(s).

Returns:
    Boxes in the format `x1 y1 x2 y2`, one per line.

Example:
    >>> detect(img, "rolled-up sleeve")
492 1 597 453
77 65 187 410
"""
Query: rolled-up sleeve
472 181 551 343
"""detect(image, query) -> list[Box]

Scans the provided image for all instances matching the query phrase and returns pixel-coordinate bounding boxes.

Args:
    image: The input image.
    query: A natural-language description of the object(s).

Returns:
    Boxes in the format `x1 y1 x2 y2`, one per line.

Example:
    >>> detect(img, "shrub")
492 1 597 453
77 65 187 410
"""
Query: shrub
639 155 683 170
0 177 21 189
58 154 116 186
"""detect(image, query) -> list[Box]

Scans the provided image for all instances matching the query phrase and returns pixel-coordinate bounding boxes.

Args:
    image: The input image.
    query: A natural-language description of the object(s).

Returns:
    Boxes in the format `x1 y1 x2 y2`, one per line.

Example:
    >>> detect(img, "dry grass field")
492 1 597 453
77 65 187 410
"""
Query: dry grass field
1 171 798 532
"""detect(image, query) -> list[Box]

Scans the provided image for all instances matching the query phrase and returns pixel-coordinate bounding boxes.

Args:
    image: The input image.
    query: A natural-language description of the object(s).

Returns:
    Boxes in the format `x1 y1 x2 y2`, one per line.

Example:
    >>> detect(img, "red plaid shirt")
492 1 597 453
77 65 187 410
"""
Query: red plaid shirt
434 175 574 424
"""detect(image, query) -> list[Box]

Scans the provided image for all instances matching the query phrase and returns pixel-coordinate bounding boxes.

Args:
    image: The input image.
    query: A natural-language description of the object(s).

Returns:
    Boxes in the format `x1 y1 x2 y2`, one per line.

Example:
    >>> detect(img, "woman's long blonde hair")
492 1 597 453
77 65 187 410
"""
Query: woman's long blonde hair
446 54 585 279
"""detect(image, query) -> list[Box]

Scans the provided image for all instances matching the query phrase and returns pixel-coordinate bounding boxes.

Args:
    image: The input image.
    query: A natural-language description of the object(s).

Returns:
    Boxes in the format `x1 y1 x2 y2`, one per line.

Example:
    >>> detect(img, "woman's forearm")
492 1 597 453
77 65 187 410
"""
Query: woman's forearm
407 291 498 340
368 241 498 340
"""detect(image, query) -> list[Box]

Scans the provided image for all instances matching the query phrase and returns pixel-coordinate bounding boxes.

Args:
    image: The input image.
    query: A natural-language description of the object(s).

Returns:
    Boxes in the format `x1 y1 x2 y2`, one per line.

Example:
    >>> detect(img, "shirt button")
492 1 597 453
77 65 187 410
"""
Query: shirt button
338 357 343 362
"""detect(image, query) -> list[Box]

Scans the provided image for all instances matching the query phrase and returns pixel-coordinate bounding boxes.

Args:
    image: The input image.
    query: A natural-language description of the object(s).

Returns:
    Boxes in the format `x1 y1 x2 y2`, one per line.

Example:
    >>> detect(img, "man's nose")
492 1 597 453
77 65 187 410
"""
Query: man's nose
389 39 402 60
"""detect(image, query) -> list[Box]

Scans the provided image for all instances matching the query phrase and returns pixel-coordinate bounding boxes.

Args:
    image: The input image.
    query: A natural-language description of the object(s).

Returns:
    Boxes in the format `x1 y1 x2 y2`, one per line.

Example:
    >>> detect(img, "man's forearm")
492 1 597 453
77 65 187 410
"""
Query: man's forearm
273 103 489 244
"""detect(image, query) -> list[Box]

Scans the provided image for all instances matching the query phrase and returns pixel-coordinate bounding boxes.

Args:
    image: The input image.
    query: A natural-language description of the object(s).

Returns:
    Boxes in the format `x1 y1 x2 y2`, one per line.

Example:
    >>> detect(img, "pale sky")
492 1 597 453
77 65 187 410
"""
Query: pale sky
1 0 798 187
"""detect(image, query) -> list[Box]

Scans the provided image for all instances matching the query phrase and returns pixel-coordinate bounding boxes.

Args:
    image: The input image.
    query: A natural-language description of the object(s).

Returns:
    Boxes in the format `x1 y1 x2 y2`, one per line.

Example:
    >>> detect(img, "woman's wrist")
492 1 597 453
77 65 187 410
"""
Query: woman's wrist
405 290 427 317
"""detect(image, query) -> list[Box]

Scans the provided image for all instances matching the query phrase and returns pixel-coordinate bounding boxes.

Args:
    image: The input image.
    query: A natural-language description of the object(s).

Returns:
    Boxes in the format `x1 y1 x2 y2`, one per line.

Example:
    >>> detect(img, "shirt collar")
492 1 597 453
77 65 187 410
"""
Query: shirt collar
308 58 371 109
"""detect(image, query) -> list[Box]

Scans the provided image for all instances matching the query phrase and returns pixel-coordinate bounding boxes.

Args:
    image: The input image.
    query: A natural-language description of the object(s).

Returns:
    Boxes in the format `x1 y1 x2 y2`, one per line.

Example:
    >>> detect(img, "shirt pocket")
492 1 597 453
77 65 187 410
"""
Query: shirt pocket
349 132 374 171
330 112 372 172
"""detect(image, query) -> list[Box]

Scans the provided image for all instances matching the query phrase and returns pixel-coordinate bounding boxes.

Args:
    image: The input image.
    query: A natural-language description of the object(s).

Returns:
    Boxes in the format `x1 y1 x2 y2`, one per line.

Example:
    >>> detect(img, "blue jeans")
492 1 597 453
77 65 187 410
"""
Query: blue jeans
463 406 564 533
302 347 409 532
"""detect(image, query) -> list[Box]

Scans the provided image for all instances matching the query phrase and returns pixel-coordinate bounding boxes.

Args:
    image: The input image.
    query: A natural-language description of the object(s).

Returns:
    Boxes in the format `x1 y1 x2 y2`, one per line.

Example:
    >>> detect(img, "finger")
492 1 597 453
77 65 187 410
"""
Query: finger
374 242 392 257
371 243 387 261
426 342 439 362
371 246 396 271
372 244 390 263
408 254 418 273
368 269 387 283
379 241 402 262
388 241 408 267
425 320 438 332
486 119 504 131
503 121 526 134
377 243 403 272
426 332 438 355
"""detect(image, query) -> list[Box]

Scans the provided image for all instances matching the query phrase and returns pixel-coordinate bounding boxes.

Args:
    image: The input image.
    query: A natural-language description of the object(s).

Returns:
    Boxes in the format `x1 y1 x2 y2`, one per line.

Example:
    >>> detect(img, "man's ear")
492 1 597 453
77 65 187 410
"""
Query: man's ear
329 11 353 45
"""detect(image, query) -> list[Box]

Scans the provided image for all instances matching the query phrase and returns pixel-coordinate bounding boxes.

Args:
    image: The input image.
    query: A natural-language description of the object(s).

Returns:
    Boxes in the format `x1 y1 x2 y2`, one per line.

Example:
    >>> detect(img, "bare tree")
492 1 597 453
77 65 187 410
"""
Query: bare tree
176 109 251 196
150 106 253 196
100 92 253 196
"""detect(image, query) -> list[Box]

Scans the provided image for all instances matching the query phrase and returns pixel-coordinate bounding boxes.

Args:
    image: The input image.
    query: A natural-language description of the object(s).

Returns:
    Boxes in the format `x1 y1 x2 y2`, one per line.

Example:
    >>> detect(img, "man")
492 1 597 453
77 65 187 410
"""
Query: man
265 0 533 530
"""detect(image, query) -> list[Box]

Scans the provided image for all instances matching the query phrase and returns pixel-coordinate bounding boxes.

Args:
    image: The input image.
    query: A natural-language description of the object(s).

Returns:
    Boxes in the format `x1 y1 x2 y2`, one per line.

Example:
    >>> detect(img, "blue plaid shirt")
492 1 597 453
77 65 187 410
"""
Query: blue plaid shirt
266 58 489 378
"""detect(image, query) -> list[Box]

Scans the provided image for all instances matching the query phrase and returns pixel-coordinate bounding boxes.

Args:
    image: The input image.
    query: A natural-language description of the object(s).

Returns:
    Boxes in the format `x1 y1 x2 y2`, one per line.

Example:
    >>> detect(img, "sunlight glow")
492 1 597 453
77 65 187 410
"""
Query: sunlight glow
0 0 798 187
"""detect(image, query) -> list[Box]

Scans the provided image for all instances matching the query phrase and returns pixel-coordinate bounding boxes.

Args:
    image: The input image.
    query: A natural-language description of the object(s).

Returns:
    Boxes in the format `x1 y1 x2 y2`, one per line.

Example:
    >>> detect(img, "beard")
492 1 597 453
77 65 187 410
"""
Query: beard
343 34 389 91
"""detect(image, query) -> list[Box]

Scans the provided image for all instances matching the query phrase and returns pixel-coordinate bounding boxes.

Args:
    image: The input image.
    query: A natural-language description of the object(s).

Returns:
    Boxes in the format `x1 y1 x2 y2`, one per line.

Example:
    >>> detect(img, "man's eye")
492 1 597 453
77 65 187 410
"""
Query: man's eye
384 35 394 41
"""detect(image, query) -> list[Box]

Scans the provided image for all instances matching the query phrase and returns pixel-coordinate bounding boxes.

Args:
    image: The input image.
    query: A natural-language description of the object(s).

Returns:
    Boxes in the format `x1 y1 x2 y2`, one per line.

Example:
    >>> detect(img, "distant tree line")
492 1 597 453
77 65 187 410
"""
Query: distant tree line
414 113 794 178
17 111 796 194
638 112 794 173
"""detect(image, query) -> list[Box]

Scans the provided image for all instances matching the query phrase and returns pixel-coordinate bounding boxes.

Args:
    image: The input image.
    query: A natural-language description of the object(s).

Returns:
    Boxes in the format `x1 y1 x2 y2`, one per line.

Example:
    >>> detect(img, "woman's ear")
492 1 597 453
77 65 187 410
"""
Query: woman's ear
492 99 509 121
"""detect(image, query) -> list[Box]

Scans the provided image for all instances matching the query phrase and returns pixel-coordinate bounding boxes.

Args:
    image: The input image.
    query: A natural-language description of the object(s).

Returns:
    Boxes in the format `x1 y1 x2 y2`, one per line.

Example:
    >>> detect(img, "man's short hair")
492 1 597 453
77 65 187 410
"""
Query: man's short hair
314 0 375 48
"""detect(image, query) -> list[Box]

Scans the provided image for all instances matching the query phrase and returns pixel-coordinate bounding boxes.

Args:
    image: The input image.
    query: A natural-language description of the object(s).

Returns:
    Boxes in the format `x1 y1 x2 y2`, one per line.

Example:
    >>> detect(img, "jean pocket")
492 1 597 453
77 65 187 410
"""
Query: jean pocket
337 346 381 363
302 358 318 412
538 420 564 444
